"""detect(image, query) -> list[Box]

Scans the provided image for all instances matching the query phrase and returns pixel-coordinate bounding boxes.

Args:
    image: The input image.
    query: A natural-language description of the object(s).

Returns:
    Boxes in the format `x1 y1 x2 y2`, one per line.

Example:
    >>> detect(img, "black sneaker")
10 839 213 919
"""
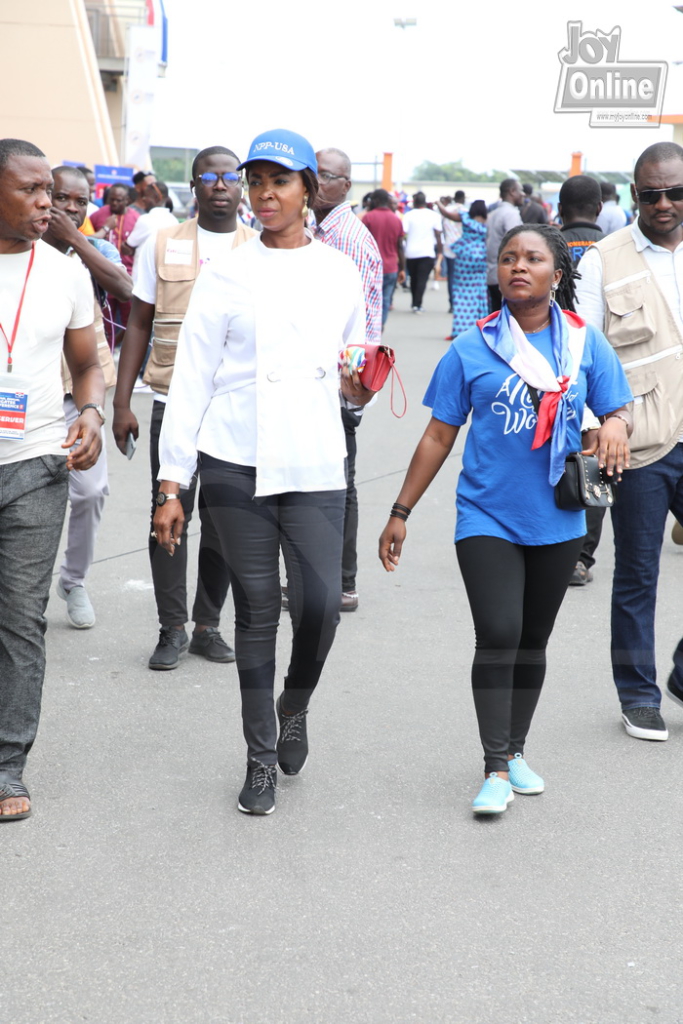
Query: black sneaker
621 706 668 741
237 761 277 815
189 627 235 663
148 627 189 670
665 672 683 710
276 694 309 775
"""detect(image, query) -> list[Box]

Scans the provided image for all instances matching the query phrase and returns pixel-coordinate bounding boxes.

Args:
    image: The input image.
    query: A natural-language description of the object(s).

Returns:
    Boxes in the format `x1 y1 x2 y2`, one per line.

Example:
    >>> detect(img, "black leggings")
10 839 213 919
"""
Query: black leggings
198 454 345 765
456 535 583 773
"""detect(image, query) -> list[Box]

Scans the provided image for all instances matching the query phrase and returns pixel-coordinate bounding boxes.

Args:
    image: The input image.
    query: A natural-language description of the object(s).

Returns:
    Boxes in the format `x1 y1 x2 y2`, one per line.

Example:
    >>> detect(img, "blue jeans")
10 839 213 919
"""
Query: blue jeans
0 455 69 778
381 272 398 327
611 442 683 709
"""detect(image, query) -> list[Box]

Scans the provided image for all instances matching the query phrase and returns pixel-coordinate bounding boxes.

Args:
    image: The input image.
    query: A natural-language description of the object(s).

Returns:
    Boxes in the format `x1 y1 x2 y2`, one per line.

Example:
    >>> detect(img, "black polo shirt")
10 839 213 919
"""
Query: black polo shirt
560 221 603 265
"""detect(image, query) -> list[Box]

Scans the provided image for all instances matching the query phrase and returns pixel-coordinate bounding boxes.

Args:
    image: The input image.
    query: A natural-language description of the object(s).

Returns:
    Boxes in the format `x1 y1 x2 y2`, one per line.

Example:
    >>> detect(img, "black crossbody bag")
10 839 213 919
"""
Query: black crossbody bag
526 385 616 511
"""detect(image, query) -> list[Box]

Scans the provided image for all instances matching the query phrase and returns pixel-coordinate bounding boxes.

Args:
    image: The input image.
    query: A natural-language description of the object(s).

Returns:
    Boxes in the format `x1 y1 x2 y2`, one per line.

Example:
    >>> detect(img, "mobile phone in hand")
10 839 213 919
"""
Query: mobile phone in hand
125 431 136 460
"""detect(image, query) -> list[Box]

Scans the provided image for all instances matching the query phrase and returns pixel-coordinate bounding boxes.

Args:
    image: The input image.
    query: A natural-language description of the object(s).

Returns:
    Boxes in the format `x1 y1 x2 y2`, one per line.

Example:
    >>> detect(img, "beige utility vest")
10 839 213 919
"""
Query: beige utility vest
143 218 256 394
596 226 683 468
62 253 117 394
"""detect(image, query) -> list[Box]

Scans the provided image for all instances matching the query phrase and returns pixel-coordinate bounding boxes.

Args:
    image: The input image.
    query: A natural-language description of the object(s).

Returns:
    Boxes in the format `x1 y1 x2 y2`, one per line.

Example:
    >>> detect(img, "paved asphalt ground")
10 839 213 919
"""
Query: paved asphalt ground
3 281 683 1024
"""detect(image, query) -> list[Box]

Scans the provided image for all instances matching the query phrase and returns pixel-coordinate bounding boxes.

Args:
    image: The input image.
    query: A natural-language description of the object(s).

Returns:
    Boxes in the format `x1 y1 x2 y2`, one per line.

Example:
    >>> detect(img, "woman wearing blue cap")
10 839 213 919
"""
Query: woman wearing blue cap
153 129 371 815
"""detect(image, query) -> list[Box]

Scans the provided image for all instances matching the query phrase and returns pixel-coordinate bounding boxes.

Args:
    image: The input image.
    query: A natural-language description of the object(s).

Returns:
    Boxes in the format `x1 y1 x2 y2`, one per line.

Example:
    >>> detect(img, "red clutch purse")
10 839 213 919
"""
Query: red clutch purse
360 344 407 418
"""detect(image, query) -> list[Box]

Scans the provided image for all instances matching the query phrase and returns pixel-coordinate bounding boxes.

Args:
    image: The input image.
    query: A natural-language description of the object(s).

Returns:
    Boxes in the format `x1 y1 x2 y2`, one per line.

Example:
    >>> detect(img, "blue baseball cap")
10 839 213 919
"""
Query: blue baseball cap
237 129 318 174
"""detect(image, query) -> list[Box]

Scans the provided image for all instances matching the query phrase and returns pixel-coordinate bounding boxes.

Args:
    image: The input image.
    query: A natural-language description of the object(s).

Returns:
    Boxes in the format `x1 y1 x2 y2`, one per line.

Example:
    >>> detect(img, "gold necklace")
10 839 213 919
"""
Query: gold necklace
525 317 551 334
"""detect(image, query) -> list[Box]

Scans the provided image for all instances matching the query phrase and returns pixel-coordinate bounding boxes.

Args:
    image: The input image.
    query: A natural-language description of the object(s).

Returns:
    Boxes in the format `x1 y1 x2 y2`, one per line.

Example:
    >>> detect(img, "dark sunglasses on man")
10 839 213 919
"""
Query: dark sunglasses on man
635 185 683 204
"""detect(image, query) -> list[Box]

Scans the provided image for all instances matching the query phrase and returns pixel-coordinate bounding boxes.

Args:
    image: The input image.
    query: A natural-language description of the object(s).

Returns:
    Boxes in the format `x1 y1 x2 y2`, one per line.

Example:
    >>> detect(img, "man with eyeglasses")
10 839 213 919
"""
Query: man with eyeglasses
124 180 177 283
311 147 382 613
576 141 683 743
112 147 255 670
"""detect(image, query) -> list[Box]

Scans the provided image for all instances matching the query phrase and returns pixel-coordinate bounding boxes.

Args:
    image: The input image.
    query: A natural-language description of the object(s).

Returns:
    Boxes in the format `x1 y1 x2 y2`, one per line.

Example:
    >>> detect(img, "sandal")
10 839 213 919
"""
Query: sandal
0 777 31 821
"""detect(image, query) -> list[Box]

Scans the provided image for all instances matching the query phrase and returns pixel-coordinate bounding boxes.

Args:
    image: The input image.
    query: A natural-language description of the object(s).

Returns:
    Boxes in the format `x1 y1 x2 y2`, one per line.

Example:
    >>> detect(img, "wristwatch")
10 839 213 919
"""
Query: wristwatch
155 492 180 507
79 403 106 424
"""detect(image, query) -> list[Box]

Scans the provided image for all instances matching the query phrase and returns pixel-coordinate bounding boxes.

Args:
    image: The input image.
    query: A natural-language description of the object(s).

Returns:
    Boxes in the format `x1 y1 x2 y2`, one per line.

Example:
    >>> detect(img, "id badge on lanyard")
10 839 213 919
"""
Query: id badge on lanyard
0 243 36 441
0 373 30 441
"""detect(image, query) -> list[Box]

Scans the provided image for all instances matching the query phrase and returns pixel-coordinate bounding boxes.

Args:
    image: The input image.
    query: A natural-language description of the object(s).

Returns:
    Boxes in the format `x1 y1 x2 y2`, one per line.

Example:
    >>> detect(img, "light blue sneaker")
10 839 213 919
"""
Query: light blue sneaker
508 753 544 794
472 773 514 815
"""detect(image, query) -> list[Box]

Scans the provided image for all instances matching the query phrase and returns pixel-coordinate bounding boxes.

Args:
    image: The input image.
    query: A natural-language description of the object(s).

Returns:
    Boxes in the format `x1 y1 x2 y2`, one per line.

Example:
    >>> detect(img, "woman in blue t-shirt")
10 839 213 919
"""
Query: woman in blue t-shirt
379 224 633 816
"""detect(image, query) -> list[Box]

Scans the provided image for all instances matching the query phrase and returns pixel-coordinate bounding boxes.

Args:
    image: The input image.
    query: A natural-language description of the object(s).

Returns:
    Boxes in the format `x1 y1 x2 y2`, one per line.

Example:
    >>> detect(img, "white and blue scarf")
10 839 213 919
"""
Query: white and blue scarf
477 301 586 485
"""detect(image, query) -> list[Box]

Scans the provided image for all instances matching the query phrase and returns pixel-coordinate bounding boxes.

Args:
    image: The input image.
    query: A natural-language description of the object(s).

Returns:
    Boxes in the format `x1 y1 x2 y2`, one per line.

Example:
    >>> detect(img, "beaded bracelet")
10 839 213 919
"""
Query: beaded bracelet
605 412 630 429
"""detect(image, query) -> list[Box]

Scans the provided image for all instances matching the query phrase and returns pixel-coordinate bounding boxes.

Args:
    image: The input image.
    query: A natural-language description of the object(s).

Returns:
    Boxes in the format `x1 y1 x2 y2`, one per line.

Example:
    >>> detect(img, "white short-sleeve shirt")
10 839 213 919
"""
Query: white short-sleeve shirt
0 240 94 464
403 208 443 259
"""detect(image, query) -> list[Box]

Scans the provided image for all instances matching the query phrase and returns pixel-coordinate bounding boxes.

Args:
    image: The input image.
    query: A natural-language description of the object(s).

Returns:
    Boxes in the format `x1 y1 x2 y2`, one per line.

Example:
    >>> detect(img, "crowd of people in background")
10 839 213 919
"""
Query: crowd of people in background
0 132 682 822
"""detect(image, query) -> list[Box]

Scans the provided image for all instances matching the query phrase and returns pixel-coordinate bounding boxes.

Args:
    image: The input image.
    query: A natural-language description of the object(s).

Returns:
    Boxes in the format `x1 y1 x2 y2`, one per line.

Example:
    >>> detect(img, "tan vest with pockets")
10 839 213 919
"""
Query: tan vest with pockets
143 218 256 394
595 225 683 469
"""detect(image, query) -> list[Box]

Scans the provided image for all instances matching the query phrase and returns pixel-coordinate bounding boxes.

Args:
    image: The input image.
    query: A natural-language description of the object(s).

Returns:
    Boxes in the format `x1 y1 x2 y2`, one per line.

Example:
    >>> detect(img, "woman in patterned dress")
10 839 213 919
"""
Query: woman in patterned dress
439 199 488 339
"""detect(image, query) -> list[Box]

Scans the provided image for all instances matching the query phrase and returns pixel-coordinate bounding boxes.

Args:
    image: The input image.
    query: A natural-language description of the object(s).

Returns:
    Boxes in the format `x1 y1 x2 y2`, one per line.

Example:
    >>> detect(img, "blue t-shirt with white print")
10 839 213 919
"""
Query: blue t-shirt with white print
423 321 633 545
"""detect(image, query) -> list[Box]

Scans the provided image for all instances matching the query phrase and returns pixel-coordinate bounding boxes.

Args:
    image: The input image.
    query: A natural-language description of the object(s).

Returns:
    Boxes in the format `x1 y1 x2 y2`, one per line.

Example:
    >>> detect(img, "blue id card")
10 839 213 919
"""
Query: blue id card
0 374 29 441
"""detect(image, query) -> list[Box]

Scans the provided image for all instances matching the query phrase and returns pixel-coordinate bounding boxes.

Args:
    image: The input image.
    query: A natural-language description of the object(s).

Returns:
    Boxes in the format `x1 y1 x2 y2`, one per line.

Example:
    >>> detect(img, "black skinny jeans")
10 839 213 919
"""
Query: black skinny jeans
198 455 345 764
406 256 434 309
149 401 230 627
579 505 606 570
456 535 583 773
341 407 361 593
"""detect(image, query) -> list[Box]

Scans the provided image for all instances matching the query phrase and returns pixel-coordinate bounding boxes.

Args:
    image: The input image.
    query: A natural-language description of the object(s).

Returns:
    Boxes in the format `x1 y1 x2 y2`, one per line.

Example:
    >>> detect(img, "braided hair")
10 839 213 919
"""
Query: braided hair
498 224 578 312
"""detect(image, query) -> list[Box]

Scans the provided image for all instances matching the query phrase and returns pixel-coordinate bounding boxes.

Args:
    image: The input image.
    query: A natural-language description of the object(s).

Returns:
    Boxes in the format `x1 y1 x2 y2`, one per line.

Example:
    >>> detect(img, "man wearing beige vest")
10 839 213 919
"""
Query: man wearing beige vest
113 147 255 670
43 166 132 628
576 141 683 742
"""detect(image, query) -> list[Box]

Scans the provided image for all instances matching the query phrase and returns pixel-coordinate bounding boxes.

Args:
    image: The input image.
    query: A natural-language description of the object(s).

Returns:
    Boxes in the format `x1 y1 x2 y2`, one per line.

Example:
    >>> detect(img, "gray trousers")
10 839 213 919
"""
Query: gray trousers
59 395 109 589
0 454 69 778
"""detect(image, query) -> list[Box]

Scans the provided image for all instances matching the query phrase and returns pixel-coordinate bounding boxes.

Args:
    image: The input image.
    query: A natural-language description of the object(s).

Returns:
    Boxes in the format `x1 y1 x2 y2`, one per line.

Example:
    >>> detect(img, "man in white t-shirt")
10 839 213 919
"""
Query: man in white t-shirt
0 138 105 821
113 146 255 671
402 191 442 312
124 179 177 283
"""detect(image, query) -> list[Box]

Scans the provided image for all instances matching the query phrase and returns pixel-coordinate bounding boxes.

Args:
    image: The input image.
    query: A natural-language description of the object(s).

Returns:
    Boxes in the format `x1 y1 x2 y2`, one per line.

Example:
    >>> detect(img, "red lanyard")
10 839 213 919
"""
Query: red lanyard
110 214 124 250
0 242 36 373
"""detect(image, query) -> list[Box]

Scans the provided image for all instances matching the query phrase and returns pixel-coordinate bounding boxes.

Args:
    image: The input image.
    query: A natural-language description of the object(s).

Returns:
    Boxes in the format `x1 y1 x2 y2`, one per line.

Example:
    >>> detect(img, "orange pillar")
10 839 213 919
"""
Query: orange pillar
382 152 393 191
569 152 583 176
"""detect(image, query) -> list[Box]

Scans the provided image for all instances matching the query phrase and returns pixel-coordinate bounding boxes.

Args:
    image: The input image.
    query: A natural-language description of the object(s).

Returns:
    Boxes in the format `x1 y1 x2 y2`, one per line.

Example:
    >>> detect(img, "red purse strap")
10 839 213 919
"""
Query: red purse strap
388 362 407 418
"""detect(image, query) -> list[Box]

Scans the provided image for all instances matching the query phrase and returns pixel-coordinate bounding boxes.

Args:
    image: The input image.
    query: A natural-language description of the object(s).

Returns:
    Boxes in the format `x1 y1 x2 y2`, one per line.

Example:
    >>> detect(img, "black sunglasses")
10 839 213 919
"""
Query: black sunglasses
635 185 683 204
196 172 241 187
